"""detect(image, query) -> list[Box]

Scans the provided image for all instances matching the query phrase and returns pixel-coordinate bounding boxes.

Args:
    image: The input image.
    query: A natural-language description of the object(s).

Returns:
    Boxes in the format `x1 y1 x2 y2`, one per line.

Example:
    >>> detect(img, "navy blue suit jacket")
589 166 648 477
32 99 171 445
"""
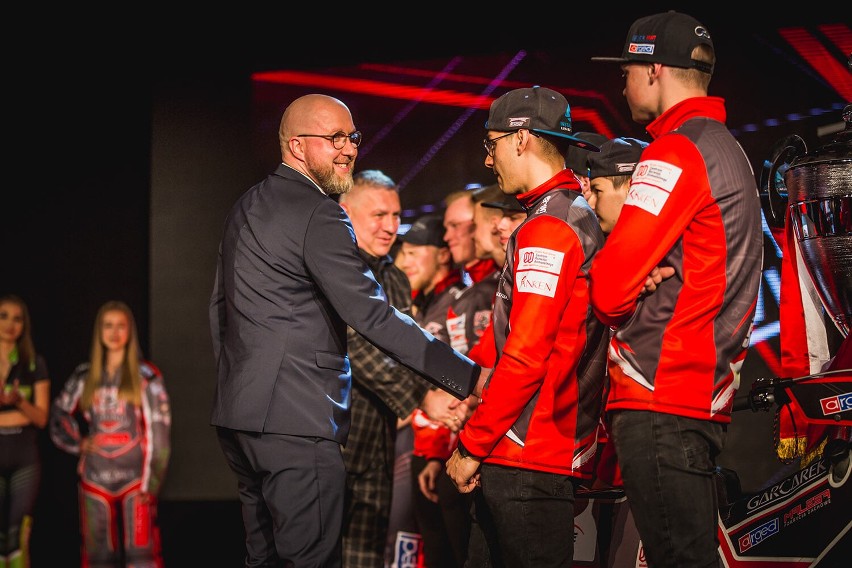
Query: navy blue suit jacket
210 164 479 443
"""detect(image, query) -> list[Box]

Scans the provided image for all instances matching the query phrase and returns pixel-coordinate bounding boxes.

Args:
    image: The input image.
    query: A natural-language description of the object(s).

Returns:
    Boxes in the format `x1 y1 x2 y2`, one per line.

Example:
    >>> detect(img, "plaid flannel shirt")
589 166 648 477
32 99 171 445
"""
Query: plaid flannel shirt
342 249 432 567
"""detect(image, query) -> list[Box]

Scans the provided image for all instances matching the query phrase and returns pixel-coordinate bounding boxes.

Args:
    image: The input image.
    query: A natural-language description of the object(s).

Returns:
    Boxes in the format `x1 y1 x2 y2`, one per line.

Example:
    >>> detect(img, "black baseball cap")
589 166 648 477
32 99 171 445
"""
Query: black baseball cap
592 11 714 75
485 86 601 151
565 132 609 175
399 214 447 248
472 183 525 213
471 184 503 204
481 194 525 213
587 137 649 179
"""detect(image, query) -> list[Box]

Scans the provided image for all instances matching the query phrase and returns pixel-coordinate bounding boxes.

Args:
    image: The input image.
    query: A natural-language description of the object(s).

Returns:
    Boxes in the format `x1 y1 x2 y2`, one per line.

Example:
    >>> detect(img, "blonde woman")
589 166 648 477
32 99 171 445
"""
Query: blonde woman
0 294 49 568
50 301 170 568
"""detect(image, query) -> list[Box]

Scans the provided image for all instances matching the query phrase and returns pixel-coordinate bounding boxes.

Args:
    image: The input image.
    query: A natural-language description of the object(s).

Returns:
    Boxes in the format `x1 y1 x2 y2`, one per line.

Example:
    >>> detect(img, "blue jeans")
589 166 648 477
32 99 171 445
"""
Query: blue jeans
466 463 578 568
610 410 725 568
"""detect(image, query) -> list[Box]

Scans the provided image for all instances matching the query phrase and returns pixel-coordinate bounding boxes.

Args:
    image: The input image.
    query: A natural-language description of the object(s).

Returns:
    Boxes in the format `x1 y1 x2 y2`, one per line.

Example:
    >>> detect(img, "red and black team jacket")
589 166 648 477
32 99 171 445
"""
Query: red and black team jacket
589 96 763 424
412 264 496 462
459 169 609 479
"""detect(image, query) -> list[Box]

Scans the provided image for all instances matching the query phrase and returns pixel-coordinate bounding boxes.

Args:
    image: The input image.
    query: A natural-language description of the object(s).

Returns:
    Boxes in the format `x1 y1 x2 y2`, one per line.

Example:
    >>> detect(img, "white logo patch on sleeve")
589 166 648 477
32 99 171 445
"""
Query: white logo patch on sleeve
517 247 564 273
626 159 682 216
516 247 563 298
517 271 559 297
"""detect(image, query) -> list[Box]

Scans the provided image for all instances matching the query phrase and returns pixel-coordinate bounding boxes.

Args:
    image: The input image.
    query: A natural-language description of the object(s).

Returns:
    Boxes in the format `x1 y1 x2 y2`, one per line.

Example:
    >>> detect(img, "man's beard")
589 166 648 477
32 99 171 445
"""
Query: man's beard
310 158 354 195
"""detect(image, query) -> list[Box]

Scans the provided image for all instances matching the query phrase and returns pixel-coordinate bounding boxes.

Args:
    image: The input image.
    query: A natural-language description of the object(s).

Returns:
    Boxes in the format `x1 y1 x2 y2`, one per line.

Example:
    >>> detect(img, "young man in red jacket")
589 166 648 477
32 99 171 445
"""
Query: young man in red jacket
590 11 763 568
446 85 609 567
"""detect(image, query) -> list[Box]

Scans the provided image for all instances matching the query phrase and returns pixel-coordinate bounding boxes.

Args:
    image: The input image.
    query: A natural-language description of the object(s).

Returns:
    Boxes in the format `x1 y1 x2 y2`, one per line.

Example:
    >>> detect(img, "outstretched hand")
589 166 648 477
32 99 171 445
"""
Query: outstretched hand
421 389 472 432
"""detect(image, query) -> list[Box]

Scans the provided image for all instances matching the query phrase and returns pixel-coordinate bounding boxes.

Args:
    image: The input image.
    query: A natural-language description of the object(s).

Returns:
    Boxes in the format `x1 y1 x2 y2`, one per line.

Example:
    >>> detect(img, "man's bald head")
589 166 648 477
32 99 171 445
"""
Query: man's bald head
278 94 358 195
279 94 352 158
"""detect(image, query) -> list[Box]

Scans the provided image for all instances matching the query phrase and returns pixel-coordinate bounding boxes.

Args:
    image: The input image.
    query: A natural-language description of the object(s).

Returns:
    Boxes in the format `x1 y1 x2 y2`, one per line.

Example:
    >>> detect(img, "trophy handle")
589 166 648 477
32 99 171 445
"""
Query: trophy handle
759 134 808 228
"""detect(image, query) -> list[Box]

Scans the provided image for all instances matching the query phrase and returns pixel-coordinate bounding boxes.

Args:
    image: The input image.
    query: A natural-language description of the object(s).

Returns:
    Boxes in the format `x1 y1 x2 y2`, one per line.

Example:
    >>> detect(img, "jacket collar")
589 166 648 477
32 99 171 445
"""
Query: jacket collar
516 169 581 210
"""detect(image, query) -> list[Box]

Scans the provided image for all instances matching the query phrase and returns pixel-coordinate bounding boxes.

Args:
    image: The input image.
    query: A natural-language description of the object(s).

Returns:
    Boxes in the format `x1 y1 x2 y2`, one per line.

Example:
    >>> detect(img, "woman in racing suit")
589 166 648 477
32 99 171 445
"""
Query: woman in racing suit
50 301 170 568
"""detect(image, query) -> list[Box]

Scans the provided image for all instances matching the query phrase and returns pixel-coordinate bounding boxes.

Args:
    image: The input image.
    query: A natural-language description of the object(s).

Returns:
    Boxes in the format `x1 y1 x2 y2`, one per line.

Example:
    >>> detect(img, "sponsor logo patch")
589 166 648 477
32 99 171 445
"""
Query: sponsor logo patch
517 271 559 297
746 460 827 512
626 159 681 216
392 531 422 568
517 247 564 273
738 517 779 553
628 43 655 55
820 391 852 415
783 488 831 527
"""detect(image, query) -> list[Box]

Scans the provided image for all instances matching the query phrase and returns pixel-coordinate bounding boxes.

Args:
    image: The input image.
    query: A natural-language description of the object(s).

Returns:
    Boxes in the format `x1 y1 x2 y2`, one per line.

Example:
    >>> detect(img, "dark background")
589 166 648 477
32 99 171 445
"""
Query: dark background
4 7 849 566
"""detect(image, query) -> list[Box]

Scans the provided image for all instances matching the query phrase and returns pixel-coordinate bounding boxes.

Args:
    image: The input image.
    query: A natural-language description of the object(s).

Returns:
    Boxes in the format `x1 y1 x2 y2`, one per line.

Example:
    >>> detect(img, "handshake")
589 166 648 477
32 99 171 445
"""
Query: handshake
421 388 480 433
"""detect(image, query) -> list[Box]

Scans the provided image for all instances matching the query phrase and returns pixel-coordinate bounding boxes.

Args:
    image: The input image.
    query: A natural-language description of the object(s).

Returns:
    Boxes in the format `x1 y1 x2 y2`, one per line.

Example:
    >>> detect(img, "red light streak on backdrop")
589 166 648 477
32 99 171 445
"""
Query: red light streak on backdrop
779 25 852 101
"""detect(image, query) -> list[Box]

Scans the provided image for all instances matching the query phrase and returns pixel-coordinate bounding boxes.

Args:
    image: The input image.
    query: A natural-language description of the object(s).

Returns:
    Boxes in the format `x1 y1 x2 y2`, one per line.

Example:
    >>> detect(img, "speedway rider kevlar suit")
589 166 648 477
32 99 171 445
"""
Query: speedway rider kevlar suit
50 361 170 568
459 169 609 479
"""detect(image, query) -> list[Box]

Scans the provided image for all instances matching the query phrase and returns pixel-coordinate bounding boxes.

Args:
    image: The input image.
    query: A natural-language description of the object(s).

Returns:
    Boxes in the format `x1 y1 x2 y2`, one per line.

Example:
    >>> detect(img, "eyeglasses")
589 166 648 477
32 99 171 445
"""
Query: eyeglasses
298 130 363 149
483 132 515 157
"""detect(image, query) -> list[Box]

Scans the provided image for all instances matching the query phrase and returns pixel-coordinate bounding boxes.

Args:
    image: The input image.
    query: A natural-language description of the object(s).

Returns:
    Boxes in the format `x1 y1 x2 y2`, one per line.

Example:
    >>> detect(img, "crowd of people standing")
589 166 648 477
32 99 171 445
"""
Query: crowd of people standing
5 8 823 568
206 9 772 568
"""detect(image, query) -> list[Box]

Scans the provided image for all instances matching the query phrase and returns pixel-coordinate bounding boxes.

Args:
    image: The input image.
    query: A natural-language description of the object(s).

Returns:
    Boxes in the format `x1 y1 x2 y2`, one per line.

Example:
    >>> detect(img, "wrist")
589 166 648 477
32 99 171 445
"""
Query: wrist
456 439 480 460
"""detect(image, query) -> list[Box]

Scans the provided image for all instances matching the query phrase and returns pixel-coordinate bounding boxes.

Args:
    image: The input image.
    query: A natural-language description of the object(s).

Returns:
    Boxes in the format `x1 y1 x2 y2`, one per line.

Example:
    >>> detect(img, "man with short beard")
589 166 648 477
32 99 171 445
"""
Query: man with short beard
210 93 480 568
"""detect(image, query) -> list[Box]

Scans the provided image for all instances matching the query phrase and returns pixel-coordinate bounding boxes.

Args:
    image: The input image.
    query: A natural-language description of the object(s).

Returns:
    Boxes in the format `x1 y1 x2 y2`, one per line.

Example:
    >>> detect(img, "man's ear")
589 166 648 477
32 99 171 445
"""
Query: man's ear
438 247 452 265
288 136 304 159
516 129 530 154
649 63 662 83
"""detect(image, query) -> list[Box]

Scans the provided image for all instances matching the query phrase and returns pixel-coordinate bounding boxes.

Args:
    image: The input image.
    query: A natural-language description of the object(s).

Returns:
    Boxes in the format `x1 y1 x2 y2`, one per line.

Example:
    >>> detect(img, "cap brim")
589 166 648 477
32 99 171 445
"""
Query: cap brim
532 129 602 152
482 201 525 212
590 56 628 64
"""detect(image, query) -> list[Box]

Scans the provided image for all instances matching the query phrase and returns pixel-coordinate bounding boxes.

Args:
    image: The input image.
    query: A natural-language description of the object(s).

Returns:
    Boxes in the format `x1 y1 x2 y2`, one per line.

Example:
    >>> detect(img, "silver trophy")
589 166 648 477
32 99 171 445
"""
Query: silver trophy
765 104 852 337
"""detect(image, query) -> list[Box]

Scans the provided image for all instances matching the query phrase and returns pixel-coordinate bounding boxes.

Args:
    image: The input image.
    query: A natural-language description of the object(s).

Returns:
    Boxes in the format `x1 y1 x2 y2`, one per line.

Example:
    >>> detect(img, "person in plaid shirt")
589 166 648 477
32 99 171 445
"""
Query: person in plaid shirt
338 170 468 568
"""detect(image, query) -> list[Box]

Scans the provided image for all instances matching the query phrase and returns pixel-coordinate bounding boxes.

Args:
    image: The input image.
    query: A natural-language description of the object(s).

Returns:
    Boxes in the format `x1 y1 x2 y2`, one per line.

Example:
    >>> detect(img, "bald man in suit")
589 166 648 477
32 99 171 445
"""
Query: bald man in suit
210 93 479 568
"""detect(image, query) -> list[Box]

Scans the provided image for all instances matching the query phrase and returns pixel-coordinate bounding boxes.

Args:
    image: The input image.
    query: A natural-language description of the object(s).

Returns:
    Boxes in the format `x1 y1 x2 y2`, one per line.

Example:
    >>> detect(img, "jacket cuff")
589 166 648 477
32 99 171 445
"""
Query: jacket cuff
456 438 482 460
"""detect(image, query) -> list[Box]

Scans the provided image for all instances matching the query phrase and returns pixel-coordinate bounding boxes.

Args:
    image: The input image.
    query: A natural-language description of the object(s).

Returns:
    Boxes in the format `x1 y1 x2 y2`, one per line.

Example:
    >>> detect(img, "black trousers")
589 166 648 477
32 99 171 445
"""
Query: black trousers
466 463 578 568
610 410 725 568
217 427 345 568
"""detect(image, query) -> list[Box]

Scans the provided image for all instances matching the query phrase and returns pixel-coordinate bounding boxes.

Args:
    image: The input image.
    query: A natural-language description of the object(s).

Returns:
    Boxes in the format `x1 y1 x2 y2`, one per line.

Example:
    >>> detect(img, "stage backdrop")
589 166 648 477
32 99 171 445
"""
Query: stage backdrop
150 19 850 501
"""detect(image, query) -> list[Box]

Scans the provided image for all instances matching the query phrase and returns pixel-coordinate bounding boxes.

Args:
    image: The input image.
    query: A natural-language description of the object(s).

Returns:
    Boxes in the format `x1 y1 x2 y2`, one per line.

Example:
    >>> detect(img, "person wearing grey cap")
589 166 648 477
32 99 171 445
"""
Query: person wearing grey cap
446 85 608 567
586 137 649 233
590 11 763 568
